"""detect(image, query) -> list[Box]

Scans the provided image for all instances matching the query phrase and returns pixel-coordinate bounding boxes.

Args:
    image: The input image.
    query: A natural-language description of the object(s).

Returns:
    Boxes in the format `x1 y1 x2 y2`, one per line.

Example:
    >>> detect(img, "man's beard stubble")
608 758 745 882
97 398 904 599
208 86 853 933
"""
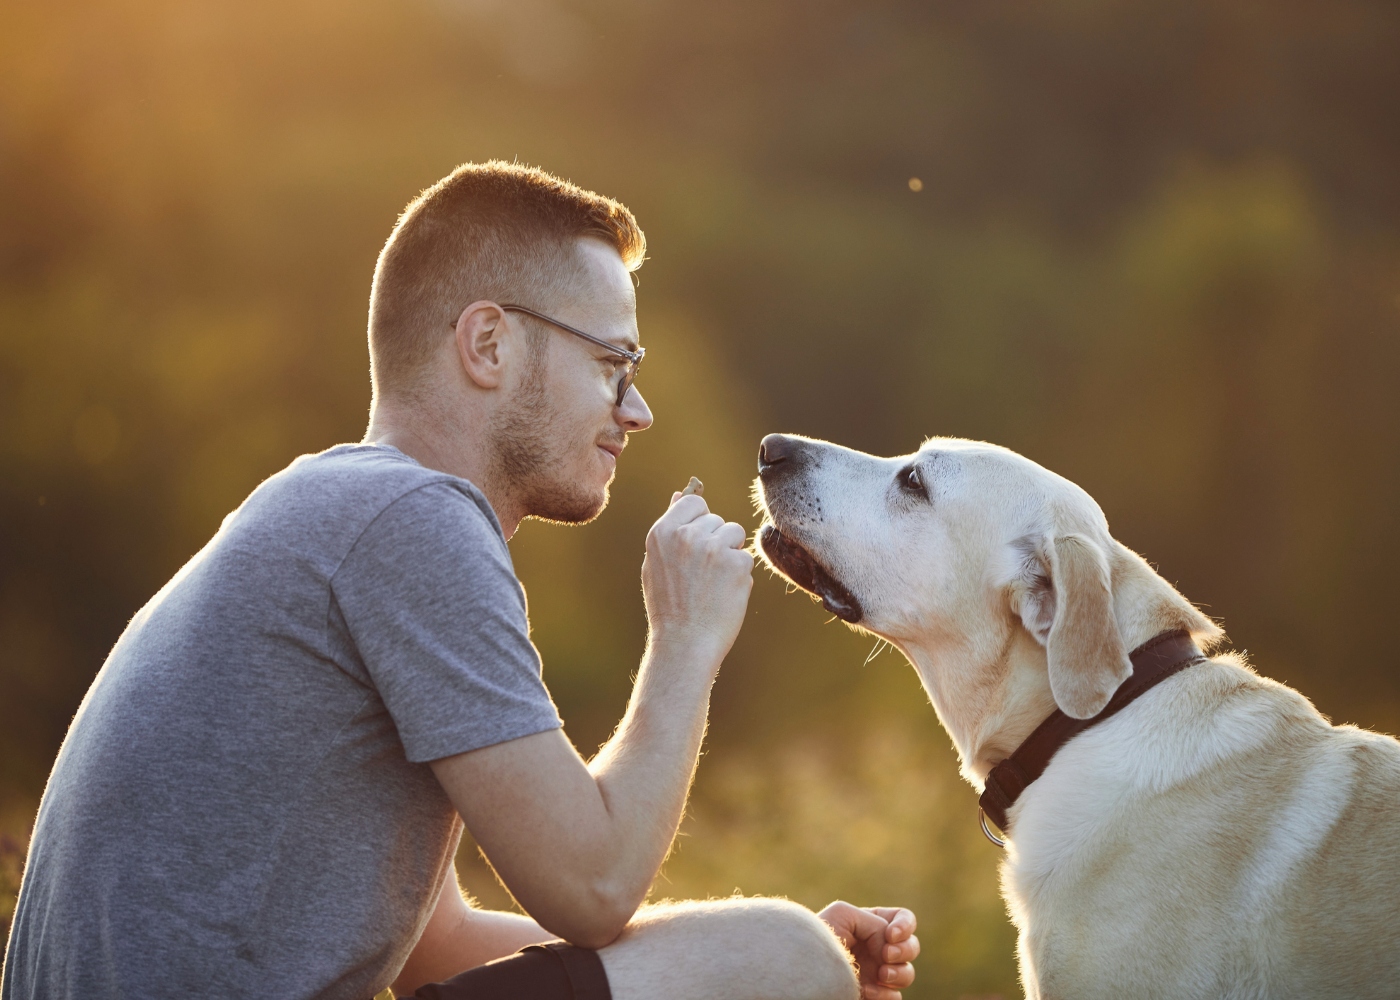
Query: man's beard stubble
489 359 609 525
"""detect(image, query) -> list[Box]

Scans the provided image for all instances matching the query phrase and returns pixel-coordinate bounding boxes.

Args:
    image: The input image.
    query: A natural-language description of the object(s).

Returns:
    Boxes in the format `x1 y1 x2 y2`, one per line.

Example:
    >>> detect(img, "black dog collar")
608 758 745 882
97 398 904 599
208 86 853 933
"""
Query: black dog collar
978 630 1206 845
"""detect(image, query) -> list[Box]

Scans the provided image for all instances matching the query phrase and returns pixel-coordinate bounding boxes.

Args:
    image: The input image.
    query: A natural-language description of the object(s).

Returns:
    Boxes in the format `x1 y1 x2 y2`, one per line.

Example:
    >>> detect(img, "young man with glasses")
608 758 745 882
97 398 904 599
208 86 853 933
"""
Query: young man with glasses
2 163 919 1000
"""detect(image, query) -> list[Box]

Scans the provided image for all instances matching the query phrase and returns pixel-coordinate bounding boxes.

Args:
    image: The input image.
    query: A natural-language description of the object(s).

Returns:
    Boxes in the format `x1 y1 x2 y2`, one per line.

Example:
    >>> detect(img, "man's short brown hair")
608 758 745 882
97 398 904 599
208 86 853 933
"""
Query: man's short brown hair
368 161 645 396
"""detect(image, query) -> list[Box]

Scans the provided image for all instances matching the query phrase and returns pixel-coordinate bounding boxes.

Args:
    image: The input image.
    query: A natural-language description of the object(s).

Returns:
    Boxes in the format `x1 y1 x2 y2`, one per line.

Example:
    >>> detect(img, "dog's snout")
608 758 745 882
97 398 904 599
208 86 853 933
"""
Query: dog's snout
758 433 800 474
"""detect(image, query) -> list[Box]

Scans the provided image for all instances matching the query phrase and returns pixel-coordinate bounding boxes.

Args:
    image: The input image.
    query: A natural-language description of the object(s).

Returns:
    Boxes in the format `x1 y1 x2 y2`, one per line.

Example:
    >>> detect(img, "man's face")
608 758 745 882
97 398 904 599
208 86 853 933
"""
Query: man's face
490 238 652 524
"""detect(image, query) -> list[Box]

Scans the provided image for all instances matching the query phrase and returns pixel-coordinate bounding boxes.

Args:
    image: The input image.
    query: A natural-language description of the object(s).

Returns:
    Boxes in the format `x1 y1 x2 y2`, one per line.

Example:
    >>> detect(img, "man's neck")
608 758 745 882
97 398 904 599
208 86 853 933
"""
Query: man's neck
363 404 524 538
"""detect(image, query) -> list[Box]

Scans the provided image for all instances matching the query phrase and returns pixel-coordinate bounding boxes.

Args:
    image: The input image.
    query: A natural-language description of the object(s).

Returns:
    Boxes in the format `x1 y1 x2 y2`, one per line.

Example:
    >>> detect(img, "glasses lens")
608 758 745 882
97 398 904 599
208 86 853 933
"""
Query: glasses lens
616 359 639 406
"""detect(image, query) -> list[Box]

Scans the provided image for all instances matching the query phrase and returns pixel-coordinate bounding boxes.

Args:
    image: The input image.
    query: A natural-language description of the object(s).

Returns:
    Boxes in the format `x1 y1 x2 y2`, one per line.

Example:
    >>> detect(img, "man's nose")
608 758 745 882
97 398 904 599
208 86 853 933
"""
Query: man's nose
617 385 653 431
758 433 800 474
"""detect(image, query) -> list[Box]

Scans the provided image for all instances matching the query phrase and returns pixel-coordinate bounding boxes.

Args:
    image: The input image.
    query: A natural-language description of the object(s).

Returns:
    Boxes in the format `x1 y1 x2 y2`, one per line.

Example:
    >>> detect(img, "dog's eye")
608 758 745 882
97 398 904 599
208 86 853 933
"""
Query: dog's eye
898 465 926 498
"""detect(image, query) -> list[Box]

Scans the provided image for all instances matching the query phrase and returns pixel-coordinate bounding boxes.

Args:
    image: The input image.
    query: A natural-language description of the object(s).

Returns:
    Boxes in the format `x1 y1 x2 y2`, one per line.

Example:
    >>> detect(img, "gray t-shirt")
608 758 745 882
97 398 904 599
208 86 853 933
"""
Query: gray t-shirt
2 444 563 1000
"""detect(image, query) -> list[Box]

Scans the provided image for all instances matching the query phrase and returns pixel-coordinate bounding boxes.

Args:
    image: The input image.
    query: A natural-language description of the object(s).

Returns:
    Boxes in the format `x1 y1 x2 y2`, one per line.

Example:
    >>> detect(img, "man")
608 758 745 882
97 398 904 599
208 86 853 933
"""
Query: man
2 163 920 1000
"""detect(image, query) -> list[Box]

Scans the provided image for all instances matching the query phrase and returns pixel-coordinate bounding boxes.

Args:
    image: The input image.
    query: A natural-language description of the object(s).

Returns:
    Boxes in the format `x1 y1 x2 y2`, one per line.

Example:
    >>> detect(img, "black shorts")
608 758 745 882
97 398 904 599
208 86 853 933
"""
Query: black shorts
412 943 611 1000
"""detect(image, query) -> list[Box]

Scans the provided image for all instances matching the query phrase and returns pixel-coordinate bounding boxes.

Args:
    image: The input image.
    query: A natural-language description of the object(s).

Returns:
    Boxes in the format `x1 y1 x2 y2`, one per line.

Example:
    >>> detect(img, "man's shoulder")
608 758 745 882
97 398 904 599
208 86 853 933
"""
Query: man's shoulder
284 443 477 503
231 444 502 556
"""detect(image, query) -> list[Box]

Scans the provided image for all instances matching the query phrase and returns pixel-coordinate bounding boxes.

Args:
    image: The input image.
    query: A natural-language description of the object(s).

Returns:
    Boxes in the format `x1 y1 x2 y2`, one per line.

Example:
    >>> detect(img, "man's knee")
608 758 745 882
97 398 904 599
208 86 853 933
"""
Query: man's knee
599 897 858 1000
711 897 855 990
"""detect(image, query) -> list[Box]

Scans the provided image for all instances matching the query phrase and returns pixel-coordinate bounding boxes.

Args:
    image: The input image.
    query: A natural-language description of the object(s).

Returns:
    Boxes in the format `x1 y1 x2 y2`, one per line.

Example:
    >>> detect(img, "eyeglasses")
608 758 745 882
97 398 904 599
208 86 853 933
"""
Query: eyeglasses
450 303 645 407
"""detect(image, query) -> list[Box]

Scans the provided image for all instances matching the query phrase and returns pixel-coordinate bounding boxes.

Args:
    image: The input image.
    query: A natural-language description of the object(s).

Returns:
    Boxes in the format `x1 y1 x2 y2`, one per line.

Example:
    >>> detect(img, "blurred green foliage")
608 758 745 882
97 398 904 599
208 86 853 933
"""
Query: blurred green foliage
4 1 1400 996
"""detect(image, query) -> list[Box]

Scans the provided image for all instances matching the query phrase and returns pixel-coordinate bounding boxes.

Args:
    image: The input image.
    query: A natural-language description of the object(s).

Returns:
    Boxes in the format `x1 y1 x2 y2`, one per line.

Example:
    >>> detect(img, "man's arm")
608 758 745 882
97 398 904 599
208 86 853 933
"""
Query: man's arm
392 862 554 995
430 493 753 949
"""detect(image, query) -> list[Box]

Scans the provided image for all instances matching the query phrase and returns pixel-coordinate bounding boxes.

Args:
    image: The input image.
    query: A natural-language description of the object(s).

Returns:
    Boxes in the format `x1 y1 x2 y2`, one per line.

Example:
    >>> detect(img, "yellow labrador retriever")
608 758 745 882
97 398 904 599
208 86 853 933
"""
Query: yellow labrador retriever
753 433 1400 1000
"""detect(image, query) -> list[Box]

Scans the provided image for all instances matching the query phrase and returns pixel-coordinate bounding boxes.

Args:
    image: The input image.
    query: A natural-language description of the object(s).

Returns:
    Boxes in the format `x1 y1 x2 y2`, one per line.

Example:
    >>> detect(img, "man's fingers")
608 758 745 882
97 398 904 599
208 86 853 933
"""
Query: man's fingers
713 521 748 549
687 512 725 536
839 904 893 947
861 984 907 1000
658 492 710 524
876 962 915 990
816 900 869 949
870 907 916 942
659 488 745 548
883 933 919 964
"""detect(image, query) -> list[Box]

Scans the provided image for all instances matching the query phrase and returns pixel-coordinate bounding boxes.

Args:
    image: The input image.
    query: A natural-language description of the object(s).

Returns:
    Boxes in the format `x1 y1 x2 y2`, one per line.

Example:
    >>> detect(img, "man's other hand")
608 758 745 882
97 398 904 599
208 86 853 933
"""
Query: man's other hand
818 902 920 1000
642 492 754 660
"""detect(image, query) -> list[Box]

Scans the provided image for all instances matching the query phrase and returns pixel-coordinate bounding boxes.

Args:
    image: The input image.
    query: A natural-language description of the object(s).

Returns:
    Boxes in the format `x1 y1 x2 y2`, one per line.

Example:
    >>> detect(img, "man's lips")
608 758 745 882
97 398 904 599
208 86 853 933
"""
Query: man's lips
758 524 864 623
597 440 624 460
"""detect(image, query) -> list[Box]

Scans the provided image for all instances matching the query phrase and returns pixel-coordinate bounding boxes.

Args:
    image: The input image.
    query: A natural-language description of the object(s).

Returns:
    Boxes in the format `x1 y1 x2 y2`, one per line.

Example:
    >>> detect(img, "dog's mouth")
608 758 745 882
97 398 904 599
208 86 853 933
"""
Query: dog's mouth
758 524 864 624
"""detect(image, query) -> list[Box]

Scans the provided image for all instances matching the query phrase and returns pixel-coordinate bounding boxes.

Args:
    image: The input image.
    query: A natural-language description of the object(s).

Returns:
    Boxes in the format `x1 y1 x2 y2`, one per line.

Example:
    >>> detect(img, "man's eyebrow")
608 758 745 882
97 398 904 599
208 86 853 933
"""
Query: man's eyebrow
604 328 640 353
589 334 638 355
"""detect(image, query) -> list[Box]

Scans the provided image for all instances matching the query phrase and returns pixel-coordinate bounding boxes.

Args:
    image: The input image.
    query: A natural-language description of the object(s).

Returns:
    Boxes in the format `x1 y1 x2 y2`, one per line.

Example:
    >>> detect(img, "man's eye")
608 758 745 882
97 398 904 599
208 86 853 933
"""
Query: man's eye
898 465 926 497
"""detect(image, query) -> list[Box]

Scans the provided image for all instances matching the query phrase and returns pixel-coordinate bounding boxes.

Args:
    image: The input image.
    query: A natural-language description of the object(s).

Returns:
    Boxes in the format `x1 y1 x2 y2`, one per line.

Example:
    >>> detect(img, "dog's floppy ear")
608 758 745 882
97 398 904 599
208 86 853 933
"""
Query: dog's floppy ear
1014 533 1132 719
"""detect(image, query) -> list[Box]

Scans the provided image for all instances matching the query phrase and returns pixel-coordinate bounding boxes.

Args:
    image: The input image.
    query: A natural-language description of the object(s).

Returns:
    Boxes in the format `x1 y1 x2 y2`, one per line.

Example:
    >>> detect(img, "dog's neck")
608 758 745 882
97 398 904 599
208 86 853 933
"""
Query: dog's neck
902 540 1221 785
904 609 1182 785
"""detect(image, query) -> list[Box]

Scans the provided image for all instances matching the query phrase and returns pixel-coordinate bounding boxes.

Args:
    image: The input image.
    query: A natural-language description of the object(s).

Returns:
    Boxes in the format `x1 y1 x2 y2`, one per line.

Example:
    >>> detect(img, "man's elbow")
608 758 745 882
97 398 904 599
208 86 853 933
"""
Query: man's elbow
546 881 639 949
561 921 625 951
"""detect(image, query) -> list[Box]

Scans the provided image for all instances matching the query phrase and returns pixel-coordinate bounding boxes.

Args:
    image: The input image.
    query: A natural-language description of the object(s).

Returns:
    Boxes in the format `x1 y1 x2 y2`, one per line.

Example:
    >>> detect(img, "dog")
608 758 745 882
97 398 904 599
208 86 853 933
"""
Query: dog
753 433 1400 999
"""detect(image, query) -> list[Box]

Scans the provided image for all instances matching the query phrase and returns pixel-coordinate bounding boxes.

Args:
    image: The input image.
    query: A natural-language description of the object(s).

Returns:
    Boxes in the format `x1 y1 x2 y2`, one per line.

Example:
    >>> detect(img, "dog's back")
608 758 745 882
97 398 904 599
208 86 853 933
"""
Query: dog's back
1274 724 1400 997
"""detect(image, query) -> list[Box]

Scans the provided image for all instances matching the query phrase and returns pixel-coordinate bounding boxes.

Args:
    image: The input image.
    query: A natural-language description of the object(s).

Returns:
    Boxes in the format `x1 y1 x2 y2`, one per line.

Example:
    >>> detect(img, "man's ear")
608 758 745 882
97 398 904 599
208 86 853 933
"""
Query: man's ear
1014 533 1132 719
453 301 508 390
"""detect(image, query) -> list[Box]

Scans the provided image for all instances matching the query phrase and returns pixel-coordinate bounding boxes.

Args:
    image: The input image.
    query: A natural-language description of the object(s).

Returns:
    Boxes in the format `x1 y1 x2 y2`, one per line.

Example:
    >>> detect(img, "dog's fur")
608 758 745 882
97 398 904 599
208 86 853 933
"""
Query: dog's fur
754 434 1400 999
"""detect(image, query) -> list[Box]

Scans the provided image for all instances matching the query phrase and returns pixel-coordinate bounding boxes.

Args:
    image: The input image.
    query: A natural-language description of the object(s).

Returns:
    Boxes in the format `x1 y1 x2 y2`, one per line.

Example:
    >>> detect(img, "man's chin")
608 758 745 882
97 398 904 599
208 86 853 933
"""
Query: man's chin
524 483 609 526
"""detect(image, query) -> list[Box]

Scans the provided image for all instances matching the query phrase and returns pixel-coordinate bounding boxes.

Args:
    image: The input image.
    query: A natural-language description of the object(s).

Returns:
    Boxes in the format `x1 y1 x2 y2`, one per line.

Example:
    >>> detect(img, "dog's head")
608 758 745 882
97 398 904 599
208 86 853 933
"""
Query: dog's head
754 434 1221 758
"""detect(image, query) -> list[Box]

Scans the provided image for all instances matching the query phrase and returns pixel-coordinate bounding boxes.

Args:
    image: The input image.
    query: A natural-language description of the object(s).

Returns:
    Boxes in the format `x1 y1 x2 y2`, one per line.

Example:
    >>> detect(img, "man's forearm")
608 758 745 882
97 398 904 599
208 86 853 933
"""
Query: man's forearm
458 908 554 966
587 636 721 906
430 493 753 947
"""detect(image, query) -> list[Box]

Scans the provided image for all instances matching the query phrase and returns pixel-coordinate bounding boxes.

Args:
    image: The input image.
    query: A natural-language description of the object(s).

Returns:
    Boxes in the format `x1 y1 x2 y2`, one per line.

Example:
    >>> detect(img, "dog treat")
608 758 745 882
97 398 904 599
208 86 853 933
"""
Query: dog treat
680 476 704 497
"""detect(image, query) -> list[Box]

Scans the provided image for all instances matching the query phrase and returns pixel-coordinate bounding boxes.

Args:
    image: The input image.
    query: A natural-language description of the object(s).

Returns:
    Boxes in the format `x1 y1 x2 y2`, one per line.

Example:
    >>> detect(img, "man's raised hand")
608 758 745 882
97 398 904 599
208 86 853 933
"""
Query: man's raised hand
641 490 754 664
818 902 920 1000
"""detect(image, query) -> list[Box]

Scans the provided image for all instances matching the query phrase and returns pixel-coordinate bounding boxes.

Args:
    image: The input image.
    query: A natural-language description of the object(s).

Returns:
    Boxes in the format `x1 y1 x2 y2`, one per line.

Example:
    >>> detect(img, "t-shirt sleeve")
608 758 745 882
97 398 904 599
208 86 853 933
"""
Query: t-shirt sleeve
331 481 562 762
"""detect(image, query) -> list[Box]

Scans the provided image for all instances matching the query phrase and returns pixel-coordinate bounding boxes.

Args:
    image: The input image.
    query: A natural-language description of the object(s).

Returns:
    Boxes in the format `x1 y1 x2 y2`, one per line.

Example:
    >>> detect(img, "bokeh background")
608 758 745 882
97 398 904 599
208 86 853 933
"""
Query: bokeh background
4 1 1400 996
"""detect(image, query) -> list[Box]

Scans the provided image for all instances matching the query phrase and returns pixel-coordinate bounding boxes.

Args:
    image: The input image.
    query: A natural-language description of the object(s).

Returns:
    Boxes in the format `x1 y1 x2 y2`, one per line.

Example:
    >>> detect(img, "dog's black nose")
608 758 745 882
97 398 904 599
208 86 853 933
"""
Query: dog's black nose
758 434 798 473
